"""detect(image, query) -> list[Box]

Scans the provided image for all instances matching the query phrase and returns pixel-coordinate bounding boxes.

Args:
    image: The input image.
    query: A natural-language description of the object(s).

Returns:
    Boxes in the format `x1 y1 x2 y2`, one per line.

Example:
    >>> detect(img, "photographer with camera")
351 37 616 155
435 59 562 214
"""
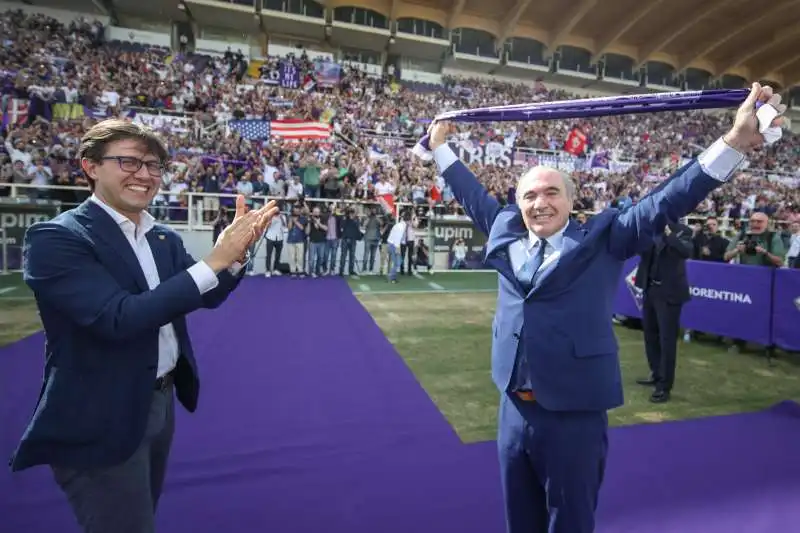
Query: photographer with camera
723 212 785 267
308 206 328 277
692 216 729 262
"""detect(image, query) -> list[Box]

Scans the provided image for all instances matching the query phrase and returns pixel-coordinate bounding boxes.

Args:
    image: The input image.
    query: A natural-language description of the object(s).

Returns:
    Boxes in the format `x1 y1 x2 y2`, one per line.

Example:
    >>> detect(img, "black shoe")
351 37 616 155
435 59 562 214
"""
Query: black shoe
636 377 657 386
649 390 670 403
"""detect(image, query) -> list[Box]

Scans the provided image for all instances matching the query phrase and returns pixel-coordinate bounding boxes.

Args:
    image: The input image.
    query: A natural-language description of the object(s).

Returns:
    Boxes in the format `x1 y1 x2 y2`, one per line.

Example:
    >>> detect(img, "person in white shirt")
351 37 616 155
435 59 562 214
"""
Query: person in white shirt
264 207 287 276
386 214 408 283
787 221 800 268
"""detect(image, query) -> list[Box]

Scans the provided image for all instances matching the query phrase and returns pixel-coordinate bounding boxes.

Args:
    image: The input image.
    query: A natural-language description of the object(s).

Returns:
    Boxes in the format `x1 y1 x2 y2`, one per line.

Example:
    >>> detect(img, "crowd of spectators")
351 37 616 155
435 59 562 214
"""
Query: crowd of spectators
2 8 799 233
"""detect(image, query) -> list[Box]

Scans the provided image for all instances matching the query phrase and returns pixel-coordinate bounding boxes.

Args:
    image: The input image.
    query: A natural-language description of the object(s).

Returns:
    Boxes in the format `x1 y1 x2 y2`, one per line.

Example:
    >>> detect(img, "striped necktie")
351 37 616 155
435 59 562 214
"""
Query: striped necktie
518 239 548 290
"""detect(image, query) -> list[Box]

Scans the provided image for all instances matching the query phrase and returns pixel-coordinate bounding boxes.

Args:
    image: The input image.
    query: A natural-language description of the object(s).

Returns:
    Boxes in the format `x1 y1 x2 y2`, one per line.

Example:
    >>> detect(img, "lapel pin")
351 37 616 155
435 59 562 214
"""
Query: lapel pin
158 235 165 240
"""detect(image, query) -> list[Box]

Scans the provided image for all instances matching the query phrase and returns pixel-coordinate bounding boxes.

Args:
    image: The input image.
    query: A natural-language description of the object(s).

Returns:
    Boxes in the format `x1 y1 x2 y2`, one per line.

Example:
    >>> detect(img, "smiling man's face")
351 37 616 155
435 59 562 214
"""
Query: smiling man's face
82 138 164 221
516 167 574 238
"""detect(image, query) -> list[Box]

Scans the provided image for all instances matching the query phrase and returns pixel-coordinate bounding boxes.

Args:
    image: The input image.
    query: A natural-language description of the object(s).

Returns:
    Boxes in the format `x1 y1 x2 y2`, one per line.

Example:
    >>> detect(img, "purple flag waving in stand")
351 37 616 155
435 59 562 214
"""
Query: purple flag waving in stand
279 61 300 90
590 151 610 169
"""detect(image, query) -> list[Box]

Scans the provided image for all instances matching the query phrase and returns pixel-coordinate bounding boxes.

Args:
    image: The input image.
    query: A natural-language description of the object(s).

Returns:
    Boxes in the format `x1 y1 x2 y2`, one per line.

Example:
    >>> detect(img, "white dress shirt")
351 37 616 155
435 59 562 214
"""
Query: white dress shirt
89 195 220 378
432 136 745 282
787 233 800 261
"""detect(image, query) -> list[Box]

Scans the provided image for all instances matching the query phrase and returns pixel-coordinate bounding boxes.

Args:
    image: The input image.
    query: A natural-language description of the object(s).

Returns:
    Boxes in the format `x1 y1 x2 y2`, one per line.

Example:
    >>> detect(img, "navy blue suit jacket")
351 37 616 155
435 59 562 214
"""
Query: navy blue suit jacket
9 200 243 472
440 152 725 413
635 222 694 304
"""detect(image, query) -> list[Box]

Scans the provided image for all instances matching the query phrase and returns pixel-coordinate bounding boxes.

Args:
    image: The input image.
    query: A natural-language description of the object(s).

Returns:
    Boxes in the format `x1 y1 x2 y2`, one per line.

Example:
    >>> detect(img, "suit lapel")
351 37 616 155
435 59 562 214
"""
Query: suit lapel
81 201 149 292
485 206 527 295
146 228 172 283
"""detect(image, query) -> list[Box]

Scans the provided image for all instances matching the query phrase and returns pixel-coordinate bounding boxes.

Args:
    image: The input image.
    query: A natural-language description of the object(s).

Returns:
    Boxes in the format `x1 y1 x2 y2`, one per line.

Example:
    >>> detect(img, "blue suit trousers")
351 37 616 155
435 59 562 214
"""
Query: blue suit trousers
497 393 608 533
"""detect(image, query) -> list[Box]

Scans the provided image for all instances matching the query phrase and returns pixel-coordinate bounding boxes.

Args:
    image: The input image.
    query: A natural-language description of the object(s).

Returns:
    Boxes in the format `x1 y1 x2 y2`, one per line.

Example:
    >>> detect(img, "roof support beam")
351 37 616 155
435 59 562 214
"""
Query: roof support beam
446 0 466 29
545 0 596 53
713 26 800 79
590 0 663 64
675 0 800 73
753 56 800 83
496 0 534 45
635 0 732 69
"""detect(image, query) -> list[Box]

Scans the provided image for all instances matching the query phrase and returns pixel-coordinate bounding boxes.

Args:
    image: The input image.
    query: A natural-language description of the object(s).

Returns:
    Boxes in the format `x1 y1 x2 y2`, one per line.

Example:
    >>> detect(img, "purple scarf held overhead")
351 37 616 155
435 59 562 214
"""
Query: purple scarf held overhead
412 88 781 161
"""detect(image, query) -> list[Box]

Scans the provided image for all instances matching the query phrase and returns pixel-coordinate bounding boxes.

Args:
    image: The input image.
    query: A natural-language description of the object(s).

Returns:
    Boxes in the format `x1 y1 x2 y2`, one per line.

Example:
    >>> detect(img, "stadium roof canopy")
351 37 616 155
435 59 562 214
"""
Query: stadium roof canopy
341 0 800 89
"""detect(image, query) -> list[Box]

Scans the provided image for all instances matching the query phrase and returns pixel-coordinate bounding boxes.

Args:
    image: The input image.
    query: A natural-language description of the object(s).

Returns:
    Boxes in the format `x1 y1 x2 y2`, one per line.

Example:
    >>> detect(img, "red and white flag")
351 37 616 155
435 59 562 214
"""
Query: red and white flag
270 119 331 140
377 194 396 216
3 98 28 126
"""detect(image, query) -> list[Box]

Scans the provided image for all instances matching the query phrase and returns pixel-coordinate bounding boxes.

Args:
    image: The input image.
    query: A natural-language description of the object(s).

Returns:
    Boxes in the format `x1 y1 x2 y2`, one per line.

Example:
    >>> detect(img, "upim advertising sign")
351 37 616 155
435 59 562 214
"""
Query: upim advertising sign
0 201 60 270
431 219 487 269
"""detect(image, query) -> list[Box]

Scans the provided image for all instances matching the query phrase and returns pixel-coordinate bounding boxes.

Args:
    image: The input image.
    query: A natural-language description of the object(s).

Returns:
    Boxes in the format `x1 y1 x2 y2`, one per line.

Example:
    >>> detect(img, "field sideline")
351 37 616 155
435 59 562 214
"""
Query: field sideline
1 270 798 442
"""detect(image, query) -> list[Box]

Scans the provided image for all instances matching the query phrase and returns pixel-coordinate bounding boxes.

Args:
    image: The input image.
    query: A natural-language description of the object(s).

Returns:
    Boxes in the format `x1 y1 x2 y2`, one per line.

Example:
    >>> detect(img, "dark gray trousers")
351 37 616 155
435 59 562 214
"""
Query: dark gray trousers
52 385 176 533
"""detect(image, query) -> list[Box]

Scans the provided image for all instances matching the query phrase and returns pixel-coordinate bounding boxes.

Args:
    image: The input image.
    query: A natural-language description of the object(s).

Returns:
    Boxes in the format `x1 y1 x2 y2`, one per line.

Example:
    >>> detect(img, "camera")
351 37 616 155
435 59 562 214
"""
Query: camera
743 234 759 255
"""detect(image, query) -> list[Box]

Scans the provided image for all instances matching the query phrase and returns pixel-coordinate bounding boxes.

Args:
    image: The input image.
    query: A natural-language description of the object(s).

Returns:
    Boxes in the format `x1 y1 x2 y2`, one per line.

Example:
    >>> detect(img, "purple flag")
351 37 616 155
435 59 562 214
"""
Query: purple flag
412 88 760 160
279 61 300 90
590 151 610 170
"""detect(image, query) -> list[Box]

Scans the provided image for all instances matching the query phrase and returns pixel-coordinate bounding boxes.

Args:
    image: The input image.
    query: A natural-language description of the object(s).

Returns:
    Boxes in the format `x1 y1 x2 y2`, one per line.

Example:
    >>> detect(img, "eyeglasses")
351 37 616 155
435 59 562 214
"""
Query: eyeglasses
102 156 166 177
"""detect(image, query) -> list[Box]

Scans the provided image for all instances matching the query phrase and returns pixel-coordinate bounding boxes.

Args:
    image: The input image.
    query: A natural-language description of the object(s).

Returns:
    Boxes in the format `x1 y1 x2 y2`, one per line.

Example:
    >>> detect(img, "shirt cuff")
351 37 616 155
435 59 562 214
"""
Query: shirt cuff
697 137 746 182
433 144 458 173
188 261 220 295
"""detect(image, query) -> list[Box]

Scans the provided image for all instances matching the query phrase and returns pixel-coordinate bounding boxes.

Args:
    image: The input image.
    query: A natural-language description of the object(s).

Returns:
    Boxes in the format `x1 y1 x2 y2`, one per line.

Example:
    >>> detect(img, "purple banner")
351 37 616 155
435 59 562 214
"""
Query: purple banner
771 269 800 351
279 61 300 90
614 258 773 345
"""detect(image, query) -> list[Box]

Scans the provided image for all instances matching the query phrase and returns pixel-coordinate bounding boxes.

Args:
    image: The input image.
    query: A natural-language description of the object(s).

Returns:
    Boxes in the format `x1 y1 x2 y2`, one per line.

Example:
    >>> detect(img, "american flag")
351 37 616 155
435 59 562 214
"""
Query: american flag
271 119 331 140
228 119 271 140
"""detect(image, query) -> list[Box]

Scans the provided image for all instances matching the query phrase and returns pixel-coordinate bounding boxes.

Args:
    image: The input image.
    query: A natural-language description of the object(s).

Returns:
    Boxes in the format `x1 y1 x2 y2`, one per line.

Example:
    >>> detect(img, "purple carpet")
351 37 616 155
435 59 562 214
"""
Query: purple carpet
2 277 800 532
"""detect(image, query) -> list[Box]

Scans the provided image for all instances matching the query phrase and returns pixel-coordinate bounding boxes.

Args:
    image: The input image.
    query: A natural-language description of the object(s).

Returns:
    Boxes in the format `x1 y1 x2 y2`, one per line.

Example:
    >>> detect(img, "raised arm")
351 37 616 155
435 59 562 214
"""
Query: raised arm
429 124 502 236
608 82 785 259
607 139 743 259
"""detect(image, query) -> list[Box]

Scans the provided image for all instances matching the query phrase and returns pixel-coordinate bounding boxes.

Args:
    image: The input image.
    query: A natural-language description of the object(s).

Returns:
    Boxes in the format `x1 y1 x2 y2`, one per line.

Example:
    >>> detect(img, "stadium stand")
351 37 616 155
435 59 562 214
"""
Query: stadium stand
1 1 798 275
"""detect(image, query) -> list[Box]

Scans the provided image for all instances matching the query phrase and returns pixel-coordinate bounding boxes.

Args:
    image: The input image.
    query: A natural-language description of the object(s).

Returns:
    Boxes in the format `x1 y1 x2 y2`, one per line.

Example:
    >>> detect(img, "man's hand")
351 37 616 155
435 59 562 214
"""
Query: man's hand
427 120 453 150
723 82 786 153
204 195 280 272
205 207 261 273
249 199 280 246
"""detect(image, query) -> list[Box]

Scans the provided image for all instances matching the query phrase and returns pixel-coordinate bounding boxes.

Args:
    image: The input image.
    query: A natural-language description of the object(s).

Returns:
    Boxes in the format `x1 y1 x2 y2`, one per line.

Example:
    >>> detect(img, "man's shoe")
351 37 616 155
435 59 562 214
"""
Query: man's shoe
636 377 657 386
650 390 670 403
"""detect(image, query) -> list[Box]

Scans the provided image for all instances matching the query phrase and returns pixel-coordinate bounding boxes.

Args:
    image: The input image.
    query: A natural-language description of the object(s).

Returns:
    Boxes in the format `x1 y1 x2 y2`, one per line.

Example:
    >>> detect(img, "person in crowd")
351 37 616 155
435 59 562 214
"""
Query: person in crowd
692 216 730 261
634 221 694 403
723 211 786 267
787 221 800 268
414 237 433 272
285 205 308 277
263 202 287 276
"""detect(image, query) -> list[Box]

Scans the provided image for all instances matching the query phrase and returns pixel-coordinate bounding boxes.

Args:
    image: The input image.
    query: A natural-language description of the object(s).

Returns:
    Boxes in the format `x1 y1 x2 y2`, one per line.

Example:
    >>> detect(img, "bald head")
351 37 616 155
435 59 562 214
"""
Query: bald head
517 166 576 204
749 211 770 234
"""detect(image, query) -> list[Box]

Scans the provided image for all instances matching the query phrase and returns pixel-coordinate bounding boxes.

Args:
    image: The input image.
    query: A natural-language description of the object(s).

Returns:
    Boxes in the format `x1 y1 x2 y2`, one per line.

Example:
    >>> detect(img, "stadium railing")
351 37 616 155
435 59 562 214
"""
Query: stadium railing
0 183 794 274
